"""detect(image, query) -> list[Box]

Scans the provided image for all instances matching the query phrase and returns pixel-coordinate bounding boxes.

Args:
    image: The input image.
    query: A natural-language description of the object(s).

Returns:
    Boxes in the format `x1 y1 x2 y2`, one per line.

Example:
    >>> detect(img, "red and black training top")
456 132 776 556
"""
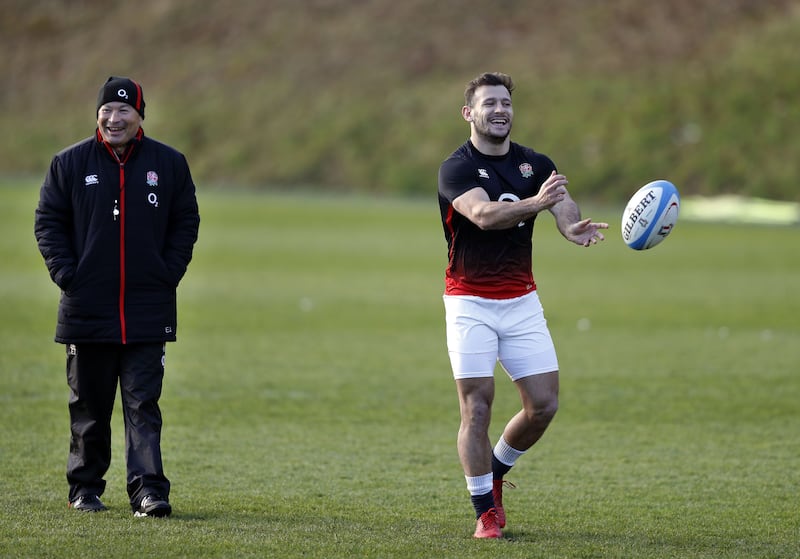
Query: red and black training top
437 140 556 299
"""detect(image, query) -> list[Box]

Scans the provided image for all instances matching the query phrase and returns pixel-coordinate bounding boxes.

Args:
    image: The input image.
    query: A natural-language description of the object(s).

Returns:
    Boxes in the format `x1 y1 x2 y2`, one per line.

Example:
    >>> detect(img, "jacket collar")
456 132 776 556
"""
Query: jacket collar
95 127 144 162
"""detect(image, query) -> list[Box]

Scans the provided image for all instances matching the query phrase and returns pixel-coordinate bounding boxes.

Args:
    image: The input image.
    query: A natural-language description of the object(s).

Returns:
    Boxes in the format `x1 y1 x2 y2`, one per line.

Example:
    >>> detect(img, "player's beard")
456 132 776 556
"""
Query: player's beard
474 116 511 145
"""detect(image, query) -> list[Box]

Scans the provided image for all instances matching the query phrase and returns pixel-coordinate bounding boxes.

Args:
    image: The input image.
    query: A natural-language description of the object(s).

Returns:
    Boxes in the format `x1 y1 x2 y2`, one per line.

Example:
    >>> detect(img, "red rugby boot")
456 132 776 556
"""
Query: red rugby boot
492 479 516 529
473 508 502 539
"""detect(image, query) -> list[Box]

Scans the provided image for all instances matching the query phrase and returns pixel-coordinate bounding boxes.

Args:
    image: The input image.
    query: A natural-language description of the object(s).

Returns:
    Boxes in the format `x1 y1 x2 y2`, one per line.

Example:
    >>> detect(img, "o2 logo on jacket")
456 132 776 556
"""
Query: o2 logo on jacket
146 171 159 208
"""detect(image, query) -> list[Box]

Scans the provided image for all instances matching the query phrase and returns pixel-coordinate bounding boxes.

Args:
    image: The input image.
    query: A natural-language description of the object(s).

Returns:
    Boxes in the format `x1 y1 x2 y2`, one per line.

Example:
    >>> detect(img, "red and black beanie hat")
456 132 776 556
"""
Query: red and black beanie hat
96 76 145 118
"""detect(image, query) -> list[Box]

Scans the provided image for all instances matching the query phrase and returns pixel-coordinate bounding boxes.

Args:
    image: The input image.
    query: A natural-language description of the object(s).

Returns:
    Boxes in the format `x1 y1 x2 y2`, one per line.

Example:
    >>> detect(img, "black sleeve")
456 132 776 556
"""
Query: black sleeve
34 156 77 290
162 155 200 286
438 157 479 203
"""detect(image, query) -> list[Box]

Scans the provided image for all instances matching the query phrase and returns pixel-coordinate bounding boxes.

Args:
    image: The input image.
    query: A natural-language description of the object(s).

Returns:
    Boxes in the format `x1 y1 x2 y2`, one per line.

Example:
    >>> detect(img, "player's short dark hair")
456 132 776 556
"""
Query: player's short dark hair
464 72 514 107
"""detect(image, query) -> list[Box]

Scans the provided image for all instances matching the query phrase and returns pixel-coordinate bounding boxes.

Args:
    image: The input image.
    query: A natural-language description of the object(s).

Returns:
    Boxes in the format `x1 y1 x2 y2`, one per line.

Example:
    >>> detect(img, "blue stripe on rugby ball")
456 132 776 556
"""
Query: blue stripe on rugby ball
621 180 680 250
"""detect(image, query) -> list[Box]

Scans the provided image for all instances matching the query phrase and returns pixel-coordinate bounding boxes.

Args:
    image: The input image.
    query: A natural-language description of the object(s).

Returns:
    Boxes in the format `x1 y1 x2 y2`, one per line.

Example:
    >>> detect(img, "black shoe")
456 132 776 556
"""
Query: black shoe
69 495 108 512
134 494 172 517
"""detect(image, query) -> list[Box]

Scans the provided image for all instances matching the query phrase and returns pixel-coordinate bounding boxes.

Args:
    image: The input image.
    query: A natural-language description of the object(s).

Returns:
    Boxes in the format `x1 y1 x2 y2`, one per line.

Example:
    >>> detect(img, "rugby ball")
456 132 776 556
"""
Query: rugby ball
621 180 680 250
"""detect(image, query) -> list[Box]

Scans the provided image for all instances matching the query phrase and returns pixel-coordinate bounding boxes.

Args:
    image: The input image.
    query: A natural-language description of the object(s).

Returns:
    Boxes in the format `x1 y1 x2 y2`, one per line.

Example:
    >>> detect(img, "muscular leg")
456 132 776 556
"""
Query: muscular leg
455 377 495 476
501 371 559 452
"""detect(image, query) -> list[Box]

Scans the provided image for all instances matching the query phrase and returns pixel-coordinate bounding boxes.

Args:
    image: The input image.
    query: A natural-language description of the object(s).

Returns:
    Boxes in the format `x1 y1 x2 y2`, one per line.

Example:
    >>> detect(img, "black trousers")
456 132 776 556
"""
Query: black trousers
65 343 170 509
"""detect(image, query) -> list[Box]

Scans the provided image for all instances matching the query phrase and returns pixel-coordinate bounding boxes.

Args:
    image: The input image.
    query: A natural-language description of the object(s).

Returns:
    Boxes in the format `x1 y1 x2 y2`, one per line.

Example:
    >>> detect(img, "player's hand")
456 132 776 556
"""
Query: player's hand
533 171 569 212
566 218 609 247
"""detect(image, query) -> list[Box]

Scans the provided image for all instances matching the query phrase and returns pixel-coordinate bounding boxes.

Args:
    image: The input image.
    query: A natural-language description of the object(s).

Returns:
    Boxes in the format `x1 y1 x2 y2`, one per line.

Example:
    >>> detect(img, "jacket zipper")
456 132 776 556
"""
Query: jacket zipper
101 129 139 345
118 162 127 344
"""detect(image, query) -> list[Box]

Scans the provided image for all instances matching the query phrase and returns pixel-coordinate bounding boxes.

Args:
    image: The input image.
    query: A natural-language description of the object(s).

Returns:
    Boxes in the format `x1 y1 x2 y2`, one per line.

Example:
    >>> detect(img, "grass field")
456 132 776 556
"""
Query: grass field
1 179 798 558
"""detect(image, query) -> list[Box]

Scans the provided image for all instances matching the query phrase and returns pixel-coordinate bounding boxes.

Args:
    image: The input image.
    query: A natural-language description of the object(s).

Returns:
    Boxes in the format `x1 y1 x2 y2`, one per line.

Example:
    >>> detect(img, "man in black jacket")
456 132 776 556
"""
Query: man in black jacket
35 76 200 517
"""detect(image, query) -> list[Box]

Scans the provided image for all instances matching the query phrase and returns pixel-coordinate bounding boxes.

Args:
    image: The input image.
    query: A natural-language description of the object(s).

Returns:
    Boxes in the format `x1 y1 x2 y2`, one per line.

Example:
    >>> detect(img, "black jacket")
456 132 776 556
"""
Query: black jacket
35 129 200 344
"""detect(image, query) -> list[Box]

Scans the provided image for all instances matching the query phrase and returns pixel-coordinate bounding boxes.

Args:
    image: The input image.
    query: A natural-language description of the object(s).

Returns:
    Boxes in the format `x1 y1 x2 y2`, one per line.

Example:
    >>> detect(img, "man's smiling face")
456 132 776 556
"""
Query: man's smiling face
97 101 142 149
464 84 513 145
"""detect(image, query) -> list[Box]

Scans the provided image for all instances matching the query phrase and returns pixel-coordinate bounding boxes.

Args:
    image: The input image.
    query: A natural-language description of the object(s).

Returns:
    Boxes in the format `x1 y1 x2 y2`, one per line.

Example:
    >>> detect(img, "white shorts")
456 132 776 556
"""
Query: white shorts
443 291 559 381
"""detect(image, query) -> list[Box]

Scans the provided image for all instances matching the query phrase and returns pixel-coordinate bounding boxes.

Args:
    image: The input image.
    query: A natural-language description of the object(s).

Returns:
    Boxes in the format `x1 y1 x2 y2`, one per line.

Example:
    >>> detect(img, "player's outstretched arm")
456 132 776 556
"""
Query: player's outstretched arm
550 195 609 247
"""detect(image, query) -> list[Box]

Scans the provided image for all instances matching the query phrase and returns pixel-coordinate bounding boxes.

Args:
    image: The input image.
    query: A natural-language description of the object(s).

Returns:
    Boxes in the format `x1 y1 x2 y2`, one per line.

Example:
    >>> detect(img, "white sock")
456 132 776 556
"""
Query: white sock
465 473 493 496
493 436 526 467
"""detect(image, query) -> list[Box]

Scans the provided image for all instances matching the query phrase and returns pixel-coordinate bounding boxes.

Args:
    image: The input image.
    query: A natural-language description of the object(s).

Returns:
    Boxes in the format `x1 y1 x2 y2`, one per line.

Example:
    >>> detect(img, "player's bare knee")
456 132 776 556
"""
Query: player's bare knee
526 398 558 424
461 399 492 429
541 400 558 423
